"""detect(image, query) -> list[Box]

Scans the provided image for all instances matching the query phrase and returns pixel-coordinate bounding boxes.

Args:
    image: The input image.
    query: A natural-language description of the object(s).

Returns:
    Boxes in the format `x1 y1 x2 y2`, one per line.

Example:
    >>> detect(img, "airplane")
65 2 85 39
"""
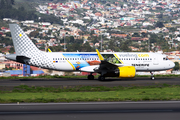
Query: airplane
5 24 175 80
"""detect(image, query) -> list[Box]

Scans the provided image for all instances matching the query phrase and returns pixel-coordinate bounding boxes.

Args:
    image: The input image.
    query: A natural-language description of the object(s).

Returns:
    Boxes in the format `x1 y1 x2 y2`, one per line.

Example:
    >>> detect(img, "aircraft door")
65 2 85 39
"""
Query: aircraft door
153 55 159 65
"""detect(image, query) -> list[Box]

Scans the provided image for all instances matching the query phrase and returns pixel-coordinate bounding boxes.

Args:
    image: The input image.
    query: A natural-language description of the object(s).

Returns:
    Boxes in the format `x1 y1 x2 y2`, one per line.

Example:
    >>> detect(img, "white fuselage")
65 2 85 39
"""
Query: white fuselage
43 52 174 72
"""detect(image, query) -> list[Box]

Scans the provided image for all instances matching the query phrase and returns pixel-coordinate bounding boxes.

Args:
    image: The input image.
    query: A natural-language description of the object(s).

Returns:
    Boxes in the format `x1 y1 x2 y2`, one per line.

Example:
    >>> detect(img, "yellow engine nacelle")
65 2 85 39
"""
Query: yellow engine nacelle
103 66 136 78
118 66 136 78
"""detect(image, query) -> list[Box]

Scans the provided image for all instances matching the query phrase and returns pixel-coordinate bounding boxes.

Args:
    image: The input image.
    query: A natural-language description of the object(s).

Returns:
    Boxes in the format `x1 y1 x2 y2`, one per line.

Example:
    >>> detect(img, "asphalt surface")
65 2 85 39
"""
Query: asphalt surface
0 77 180 90
1 77 180 119
0 101 180 120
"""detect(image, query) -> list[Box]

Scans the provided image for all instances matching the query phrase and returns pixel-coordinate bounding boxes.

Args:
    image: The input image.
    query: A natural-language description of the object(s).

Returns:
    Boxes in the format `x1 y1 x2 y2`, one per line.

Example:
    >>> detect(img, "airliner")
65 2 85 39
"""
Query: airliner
5 24 175 80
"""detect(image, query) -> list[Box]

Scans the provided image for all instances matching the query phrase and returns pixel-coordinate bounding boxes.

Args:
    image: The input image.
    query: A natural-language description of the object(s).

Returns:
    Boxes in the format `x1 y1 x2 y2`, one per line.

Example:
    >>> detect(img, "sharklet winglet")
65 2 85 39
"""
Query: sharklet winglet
96 49 104 61
48 48 52 52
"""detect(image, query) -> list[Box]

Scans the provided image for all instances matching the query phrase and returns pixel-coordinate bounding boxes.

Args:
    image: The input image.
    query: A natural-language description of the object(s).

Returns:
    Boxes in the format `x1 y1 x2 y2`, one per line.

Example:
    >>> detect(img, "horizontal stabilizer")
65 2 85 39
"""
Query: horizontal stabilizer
5 54 30 63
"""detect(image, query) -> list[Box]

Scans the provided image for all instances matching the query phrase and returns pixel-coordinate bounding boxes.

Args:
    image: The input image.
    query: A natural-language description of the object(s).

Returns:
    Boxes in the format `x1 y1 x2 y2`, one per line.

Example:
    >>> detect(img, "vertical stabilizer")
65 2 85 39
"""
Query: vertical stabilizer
9 24 55 69
9 24 40 56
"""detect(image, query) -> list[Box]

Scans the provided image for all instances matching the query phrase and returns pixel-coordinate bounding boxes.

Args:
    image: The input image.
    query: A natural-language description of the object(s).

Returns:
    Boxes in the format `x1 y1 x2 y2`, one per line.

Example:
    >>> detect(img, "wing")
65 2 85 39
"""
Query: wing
95 49 123 72
80 49 124 73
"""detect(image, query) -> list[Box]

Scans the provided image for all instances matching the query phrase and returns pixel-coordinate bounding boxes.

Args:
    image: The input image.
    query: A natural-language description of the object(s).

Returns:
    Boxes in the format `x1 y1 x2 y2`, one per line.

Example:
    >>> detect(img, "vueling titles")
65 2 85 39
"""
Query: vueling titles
118 53 149 58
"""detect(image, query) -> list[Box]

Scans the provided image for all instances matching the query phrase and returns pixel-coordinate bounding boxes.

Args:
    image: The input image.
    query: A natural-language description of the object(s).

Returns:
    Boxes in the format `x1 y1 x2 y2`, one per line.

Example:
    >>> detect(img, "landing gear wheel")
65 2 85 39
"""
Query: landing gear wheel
88 75 94 80
151 77 155 80
150 71 155 80
98 76 105 81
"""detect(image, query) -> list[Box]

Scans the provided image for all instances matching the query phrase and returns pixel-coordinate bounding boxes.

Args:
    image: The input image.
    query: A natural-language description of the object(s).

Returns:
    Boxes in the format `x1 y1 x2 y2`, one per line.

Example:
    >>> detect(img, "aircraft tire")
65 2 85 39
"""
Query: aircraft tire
88 75 94 80
151 77 155 80
98 76 105 81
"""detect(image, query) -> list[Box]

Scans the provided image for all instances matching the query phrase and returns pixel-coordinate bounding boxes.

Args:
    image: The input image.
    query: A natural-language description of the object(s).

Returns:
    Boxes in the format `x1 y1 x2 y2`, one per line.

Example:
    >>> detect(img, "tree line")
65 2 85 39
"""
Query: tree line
0 0 63 24
0 0 38 21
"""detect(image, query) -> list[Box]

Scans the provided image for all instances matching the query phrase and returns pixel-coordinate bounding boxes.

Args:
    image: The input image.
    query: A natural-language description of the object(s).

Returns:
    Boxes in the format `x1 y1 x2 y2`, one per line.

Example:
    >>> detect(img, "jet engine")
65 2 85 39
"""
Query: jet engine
103 66 136 78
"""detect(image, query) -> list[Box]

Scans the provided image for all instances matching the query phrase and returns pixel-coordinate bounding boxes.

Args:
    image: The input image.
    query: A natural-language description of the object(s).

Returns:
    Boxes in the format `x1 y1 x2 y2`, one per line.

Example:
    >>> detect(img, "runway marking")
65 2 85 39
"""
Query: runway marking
1 101 180 106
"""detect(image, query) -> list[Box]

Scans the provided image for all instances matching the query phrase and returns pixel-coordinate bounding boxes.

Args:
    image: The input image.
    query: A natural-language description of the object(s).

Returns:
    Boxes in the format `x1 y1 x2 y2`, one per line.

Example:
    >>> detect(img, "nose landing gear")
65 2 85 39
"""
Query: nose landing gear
150 71 154 80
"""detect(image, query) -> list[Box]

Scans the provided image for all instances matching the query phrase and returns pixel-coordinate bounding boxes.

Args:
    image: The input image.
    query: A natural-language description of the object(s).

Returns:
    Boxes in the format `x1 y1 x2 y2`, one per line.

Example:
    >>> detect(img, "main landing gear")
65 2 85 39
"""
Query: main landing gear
150 71 154 80
87 73 105 81
98 76 105 81
87 73 94 80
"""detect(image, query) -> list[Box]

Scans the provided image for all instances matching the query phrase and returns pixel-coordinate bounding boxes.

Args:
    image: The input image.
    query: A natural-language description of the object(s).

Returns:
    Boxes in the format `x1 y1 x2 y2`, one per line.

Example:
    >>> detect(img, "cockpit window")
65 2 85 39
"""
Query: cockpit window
163 57 169 60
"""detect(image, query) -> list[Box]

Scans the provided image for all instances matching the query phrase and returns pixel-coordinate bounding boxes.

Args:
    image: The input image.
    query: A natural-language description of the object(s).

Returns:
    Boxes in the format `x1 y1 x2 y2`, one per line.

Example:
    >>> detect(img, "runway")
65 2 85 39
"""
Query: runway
1 78 180 119
0 101 180 120
0 77 180 90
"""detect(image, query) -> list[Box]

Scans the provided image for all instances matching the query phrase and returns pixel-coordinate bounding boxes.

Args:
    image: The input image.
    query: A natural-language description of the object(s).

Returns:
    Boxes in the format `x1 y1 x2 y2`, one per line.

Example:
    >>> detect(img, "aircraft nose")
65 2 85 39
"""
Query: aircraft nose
170 61 175 68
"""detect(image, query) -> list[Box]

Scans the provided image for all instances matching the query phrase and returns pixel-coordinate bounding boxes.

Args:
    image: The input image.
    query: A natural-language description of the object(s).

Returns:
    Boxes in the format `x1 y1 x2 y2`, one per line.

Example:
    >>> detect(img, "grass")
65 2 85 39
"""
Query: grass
0 84 180 103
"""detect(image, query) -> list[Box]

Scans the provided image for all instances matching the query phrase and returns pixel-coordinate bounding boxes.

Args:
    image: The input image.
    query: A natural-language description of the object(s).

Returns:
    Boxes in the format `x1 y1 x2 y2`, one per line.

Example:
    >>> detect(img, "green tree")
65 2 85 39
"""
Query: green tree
11 0 14 5
9 47 15 54
80 42 94 52
132 33 140 37
155 21 164 28
5 32 11 37
120 40 132 52
0 0 5 8
173 62 179 71
29 31 39 38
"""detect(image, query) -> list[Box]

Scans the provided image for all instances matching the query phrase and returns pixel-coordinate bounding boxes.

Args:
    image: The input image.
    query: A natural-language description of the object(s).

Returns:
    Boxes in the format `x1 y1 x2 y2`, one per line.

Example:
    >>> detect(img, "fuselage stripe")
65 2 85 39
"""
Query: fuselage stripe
62 55 76 70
